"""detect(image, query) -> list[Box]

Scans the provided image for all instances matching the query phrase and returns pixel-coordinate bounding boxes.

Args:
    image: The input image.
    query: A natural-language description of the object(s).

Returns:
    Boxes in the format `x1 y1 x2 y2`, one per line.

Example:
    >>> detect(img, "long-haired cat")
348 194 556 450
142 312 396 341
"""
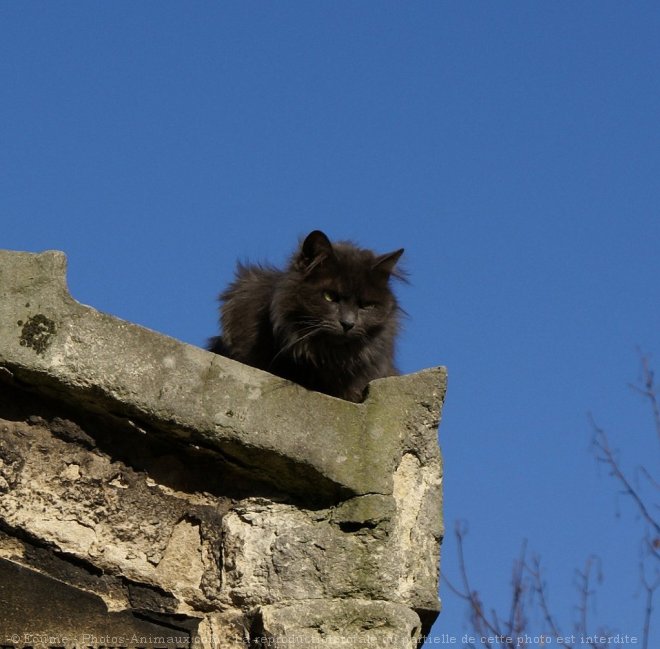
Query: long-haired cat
208 230 404 402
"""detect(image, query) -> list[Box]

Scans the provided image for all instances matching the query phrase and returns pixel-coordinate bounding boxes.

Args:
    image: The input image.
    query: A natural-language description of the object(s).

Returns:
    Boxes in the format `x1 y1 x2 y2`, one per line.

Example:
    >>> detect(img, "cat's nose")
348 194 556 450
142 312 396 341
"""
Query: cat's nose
340 318 355 332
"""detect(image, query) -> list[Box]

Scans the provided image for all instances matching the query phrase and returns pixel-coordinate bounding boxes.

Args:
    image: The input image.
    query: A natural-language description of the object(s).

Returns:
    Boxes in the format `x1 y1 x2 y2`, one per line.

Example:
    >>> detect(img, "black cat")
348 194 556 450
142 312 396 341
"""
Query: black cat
209 230 404 402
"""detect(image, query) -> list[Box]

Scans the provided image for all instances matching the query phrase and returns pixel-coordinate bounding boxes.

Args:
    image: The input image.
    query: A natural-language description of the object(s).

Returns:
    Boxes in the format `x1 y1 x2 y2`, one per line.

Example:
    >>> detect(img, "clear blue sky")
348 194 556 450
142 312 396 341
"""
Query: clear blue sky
2 2 659 646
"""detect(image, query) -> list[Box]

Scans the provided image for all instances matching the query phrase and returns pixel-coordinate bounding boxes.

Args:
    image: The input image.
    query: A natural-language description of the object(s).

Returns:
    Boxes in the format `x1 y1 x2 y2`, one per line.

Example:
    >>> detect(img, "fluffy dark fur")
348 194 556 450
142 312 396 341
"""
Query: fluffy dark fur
208 230 404 402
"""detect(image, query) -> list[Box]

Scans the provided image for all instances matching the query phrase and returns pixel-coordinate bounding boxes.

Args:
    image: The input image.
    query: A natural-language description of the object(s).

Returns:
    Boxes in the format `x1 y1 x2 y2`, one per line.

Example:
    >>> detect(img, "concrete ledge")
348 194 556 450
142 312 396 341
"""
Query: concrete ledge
0 249 446 505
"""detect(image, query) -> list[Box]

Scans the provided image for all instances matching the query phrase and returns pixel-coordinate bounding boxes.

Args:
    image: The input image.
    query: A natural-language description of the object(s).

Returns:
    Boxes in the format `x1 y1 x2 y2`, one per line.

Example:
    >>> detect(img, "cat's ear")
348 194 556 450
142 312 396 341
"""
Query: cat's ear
373 248 404 277
297 230 335 273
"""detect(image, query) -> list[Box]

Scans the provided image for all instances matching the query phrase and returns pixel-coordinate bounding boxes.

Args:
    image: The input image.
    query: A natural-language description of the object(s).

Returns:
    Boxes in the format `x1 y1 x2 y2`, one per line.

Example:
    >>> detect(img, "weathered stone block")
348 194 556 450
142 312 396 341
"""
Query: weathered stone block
255 600 423 648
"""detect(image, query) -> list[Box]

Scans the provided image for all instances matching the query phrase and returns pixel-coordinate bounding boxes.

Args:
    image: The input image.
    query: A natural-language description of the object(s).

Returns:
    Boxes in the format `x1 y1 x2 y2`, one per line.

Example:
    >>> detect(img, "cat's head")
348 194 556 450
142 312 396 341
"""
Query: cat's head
276 230 404 344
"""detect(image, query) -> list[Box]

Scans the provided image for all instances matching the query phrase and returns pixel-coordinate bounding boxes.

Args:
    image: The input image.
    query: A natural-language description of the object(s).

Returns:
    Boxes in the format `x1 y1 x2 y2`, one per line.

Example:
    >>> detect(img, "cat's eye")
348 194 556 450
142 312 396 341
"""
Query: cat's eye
323 290 338 302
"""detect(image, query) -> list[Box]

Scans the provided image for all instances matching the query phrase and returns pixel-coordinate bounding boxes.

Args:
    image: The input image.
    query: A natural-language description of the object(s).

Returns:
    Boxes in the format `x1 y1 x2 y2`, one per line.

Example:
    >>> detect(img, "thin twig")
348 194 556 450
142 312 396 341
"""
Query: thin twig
454 522 502 643
591 415 660 537
640 564 659 649
527 555 573 649
444 522 524 647
629 352 660 447
573 556 601 640
507 539 528 638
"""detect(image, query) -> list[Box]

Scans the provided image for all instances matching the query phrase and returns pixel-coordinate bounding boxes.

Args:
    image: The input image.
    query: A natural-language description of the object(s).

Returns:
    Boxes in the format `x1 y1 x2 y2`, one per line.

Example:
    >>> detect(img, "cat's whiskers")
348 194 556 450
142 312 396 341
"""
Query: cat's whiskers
269 322 324 369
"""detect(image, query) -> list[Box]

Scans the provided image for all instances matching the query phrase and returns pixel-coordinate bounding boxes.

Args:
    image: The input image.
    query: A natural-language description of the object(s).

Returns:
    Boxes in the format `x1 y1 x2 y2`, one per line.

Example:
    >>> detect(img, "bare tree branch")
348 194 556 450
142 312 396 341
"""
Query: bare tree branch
507 539 527 637
442 521 502 646
642 582 653 649
573 556 611 647
526 555 572 648
442 522 532 647
591 414 660 538
629 351 660 447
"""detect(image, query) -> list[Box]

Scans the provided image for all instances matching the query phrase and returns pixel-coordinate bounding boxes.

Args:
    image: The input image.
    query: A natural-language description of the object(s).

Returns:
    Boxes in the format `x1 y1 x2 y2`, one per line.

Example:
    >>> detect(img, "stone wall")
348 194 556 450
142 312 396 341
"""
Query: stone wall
0 250 446 649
